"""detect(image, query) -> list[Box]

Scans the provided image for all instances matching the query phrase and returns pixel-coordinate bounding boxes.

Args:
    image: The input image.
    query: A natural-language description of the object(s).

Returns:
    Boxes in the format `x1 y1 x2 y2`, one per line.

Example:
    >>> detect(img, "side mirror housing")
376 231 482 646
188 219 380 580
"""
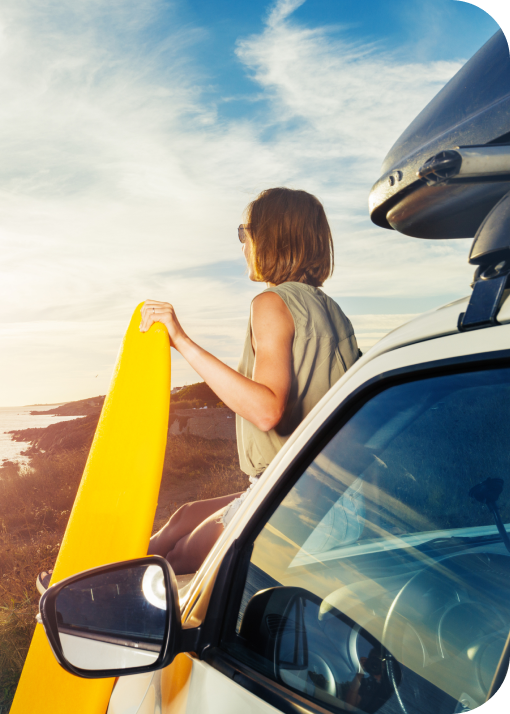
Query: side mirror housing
39 556 185 679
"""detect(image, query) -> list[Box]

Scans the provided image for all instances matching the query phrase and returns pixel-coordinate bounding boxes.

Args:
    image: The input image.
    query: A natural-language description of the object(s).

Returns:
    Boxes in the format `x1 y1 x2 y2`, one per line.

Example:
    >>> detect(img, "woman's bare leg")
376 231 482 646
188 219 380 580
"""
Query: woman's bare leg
165 508 226 575
148 492 243 557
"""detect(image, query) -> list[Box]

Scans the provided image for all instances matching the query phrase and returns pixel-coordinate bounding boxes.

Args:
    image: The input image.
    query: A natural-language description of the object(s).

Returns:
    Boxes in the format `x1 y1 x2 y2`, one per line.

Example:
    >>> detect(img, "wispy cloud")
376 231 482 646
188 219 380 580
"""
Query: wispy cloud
1 0 473 404
266 0 307 27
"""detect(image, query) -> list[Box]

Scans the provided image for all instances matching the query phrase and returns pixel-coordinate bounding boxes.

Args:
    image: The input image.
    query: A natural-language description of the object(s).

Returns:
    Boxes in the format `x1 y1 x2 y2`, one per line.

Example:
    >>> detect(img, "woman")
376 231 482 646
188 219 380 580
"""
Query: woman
142 187 359 575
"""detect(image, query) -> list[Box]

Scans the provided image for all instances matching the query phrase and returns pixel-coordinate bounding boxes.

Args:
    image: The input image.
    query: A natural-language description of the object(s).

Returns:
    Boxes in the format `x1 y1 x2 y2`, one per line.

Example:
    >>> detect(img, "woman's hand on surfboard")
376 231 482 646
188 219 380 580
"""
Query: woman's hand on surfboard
140 300 187 348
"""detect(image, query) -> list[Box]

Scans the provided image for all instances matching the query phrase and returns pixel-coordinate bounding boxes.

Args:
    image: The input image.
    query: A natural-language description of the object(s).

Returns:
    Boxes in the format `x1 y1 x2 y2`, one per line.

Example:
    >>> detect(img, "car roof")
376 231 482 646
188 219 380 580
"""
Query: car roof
363 290 510 363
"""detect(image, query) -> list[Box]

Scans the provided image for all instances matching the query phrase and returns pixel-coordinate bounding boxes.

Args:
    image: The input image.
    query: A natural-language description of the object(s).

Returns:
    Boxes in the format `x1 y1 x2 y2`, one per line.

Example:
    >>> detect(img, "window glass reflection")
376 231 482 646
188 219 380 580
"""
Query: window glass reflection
229 368 510 714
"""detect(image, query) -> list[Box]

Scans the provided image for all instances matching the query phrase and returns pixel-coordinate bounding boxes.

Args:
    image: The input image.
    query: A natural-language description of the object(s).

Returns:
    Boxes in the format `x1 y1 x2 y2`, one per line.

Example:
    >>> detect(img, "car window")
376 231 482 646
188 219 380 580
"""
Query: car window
222 367 510 714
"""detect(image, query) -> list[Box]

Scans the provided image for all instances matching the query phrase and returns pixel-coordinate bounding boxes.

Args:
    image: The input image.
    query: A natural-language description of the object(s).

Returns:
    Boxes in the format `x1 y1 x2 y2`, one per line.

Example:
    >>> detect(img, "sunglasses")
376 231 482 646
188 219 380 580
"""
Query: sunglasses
238 224 251 243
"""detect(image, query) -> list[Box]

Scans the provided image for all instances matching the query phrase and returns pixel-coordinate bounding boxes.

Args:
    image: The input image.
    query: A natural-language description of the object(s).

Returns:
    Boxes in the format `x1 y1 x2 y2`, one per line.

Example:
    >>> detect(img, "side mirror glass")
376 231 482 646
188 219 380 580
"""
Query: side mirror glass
40 557 181 678
57 563 166 670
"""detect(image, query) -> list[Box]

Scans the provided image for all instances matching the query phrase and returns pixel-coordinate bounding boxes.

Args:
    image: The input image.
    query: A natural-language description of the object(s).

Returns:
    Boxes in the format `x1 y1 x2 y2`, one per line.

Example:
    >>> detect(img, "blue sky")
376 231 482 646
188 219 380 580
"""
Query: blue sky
178 0 498 108
0 0 501 406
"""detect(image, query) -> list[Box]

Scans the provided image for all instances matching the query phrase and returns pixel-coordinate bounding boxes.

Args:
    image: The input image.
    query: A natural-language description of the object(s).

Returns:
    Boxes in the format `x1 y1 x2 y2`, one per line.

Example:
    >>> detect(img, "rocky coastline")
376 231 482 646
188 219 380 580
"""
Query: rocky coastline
8 383 235 456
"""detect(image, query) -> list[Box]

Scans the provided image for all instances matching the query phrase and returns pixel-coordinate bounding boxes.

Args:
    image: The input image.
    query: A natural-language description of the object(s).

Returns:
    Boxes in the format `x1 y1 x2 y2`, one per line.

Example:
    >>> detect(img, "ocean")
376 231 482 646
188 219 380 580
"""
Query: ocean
0 405 80 464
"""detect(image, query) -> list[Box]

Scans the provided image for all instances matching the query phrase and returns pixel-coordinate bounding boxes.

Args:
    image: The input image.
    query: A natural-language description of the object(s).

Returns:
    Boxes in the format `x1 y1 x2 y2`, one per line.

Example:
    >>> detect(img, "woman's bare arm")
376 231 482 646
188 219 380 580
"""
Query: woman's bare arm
140 292 294 432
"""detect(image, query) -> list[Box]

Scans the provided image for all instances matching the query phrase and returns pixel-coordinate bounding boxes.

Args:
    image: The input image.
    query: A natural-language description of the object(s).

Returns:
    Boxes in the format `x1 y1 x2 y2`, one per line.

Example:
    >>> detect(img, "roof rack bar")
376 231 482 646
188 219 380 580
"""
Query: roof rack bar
418 145 510 186
458 190 510 331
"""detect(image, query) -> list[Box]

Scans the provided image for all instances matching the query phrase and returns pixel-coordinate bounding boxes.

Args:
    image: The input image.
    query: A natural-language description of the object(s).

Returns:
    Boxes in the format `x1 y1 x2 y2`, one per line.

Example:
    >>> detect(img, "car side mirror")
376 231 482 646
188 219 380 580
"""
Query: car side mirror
39 556 182 679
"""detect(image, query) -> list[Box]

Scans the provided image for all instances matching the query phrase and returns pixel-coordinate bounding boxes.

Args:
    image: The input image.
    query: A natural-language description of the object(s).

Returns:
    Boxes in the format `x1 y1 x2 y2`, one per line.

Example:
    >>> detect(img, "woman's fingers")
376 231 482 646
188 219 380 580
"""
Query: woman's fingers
139 299 188 351
140 310 164 333
140 300 168 332
140 310 160 332
139 300 181 342
141 300 171 316
142 313 165 332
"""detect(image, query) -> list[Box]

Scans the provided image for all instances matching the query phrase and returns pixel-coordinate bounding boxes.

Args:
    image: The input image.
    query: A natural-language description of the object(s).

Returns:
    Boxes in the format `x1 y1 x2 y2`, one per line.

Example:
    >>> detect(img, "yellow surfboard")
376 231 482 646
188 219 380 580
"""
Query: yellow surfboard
11 303 170 714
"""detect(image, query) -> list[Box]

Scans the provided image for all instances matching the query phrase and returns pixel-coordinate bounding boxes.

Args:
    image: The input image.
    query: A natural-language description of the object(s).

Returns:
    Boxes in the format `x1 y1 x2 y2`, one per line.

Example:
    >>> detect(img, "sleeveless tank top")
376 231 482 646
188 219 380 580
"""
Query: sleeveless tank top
236 282 359 480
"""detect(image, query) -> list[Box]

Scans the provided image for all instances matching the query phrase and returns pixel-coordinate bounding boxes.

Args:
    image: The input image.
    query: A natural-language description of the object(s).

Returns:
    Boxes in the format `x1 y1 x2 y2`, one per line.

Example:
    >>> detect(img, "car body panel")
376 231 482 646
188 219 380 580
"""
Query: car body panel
107 672 157 714
354 291 509 366
184 657 281 714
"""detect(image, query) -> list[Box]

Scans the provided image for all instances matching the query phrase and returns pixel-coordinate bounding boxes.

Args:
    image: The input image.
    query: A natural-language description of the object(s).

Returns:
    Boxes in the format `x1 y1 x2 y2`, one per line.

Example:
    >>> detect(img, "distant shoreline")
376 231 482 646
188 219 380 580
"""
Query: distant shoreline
0 403 66 409
24 402 66 407
1 386 186 409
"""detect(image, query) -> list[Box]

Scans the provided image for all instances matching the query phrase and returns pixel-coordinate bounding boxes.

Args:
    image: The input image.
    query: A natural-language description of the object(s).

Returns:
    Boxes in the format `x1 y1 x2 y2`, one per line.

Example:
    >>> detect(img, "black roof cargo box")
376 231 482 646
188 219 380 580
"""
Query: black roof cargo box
369 30 510 239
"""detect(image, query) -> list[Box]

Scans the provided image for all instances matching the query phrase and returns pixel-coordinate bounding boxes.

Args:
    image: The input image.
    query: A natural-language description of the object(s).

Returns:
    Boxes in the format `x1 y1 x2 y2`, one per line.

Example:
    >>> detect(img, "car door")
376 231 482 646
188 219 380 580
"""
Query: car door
165 356 510 714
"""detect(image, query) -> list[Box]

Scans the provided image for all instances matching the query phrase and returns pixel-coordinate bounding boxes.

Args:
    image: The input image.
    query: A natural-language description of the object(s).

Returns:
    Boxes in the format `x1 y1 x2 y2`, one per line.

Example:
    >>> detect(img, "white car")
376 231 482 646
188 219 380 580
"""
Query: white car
39 288 510 714
39 29 510 714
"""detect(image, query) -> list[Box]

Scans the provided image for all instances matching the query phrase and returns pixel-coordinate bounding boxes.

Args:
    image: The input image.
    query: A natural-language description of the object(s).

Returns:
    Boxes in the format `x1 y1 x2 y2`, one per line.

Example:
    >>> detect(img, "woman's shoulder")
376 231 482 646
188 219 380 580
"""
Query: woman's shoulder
271 283 354 332
250 289 296 340
259 282 327 327
251 289 289 311
251 288 296 320
259 282 311 314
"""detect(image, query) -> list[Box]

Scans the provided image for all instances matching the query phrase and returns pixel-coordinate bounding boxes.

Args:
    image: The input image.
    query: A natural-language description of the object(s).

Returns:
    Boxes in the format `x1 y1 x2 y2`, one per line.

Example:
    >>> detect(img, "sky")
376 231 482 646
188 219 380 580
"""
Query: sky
0 0 501 406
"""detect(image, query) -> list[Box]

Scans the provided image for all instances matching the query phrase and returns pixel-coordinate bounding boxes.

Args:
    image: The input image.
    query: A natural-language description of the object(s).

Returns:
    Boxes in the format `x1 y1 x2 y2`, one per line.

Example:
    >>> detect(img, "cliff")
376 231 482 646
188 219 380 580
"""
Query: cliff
29 396 105 417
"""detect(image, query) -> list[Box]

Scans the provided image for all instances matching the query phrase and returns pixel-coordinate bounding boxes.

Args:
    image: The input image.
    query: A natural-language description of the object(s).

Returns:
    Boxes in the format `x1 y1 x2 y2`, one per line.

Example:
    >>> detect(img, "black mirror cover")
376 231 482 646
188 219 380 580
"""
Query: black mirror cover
39 556 182 679
369 30 510 239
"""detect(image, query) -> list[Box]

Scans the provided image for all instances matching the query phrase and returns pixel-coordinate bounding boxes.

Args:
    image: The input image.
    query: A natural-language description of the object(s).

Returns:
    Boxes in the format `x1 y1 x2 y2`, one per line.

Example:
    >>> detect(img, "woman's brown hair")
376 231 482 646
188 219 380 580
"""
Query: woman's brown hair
246 187 334 287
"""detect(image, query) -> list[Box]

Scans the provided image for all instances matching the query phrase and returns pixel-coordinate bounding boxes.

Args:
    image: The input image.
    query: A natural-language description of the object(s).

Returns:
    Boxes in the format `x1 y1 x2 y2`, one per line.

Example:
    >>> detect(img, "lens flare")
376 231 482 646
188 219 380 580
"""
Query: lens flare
142 565 167 610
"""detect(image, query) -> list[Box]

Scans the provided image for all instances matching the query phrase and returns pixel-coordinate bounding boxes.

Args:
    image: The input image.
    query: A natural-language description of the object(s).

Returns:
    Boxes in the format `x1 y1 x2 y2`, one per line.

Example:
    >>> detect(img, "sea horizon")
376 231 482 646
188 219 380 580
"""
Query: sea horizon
1 402 68 409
